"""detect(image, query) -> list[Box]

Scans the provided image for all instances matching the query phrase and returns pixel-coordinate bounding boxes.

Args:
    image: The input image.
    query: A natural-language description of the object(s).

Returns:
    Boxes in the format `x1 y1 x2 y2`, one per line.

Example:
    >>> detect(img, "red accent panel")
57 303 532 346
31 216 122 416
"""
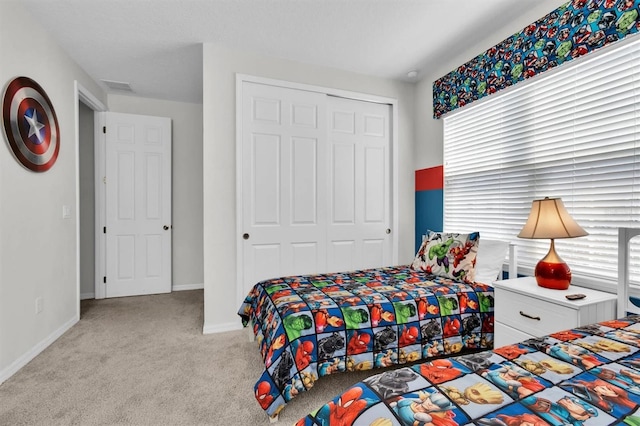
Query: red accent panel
415 166 443 191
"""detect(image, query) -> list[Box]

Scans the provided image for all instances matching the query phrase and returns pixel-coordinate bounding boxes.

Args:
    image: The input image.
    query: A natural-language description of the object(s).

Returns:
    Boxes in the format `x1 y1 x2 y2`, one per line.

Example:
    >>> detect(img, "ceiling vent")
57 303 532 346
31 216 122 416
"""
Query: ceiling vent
101 79 134 92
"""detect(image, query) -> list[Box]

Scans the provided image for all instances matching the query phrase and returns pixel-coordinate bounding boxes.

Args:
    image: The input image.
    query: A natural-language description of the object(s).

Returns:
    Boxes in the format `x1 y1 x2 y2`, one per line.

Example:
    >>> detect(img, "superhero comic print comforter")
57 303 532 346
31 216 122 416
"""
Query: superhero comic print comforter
295 315 640 426
237 265 496 419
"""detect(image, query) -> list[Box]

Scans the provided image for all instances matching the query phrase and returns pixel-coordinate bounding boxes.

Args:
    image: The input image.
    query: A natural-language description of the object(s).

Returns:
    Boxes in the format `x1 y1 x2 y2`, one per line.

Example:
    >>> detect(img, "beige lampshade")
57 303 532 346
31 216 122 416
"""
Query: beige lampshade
518 197 588 239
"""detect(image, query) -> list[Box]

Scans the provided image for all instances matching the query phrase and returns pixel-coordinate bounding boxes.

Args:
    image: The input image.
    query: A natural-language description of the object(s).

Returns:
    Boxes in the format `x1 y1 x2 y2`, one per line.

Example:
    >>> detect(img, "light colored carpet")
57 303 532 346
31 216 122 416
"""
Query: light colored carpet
0 290 375 425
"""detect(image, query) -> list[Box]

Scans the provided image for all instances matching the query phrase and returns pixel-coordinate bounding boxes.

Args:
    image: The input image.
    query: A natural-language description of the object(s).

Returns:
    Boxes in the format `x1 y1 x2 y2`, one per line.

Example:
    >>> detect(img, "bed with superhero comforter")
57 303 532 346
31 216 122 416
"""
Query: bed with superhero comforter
238 232 498 420
294 315 640 426
294 228 640 426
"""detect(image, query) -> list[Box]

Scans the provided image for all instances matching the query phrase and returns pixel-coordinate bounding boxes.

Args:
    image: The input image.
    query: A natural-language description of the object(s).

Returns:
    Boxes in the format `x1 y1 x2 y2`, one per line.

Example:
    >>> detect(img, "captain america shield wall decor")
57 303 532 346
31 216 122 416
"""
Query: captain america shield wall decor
2 76 60 172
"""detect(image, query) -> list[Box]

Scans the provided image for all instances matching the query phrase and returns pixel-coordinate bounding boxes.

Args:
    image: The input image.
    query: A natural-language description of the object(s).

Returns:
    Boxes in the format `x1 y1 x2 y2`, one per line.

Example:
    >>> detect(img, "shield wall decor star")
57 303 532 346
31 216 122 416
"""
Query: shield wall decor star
2 76 60 172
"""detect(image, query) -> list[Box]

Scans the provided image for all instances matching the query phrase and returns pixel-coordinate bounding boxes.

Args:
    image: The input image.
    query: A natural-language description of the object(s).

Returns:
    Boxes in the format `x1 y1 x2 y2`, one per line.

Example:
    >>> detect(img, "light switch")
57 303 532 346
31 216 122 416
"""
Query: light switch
62 205 71 219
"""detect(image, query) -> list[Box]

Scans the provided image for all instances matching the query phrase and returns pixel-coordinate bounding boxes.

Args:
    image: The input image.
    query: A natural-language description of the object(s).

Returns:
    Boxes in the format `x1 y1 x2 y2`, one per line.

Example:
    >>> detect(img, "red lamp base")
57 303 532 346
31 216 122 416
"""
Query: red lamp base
535 260 571 290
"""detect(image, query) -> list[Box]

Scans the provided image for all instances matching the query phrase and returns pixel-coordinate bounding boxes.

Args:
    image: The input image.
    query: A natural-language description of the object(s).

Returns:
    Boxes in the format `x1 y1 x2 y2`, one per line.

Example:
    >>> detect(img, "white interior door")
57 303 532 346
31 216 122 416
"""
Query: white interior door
239 80 392 298
104 112 172 298
326 96 392 272
240 82 327 291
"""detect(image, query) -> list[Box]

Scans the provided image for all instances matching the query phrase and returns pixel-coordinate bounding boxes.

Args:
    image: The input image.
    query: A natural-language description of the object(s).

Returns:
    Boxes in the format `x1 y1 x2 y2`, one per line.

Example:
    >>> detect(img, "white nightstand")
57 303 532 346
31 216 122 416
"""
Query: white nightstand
492 276 617 347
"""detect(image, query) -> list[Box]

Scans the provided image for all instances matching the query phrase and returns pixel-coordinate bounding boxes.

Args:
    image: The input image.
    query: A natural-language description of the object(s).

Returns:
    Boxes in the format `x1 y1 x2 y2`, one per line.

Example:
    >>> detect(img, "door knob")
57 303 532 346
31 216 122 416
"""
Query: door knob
163 225 169 230
243 233 250 240
386 228 391 234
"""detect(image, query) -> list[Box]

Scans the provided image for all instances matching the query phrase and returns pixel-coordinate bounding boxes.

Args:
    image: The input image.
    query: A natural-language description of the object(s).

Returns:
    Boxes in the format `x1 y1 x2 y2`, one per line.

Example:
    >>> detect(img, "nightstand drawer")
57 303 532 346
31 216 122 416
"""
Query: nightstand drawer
495 289 578 336
495 322 534 347
492 276 617 343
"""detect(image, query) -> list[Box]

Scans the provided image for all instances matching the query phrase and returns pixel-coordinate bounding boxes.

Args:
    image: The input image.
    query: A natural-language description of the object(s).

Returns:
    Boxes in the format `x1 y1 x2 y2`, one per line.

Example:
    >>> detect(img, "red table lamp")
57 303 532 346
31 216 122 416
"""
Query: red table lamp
517 197 588 290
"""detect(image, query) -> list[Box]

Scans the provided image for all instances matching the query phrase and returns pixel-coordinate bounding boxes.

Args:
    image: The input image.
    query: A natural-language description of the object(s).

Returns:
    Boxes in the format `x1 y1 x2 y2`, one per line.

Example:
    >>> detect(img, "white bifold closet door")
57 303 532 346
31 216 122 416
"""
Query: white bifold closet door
239 81 391 298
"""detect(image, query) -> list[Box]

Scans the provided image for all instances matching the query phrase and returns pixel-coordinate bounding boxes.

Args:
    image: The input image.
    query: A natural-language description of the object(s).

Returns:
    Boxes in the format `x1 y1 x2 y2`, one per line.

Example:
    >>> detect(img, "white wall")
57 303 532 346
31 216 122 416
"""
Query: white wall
107 95 204 291
0 1 106 382
202 43 416 332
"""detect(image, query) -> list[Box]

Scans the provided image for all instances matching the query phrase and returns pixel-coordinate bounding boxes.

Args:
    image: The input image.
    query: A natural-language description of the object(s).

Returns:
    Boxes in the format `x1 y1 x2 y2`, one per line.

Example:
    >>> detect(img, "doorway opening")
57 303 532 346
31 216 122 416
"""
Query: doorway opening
75 81 106 316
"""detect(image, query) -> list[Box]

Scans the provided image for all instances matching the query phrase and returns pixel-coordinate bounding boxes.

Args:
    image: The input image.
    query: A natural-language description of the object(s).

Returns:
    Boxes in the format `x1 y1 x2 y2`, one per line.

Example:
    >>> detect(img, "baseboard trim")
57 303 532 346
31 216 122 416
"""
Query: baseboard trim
0 315 78 385
173 283 204 292
203 321 243 334
80 284 202 299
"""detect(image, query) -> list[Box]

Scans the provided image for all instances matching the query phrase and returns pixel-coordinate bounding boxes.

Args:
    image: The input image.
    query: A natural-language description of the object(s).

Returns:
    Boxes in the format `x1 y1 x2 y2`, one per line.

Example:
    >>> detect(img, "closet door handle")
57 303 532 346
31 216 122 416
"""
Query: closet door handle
519 311 541 321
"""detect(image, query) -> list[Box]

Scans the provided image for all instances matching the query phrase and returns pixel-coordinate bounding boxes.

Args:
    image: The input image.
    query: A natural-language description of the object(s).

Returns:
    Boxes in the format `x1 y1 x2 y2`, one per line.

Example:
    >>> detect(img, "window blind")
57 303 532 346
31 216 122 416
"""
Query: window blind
443 36 640 290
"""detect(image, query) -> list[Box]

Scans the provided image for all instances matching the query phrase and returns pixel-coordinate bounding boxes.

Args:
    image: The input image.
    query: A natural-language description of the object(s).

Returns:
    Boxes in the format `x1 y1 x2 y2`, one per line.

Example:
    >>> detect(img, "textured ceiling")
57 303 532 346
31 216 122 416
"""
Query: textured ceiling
21 0 565 104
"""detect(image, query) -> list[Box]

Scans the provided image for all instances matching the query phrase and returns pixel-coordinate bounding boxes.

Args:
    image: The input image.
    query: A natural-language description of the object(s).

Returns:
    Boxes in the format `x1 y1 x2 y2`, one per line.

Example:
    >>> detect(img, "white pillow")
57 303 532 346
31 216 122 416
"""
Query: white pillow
474 239 510 284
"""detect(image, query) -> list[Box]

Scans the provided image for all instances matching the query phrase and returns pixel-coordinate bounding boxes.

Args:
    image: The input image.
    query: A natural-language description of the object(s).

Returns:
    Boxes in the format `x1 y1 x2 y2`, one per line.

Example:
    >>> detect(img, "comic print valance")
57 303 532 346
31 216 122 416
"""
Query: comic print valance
433 0 640 119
